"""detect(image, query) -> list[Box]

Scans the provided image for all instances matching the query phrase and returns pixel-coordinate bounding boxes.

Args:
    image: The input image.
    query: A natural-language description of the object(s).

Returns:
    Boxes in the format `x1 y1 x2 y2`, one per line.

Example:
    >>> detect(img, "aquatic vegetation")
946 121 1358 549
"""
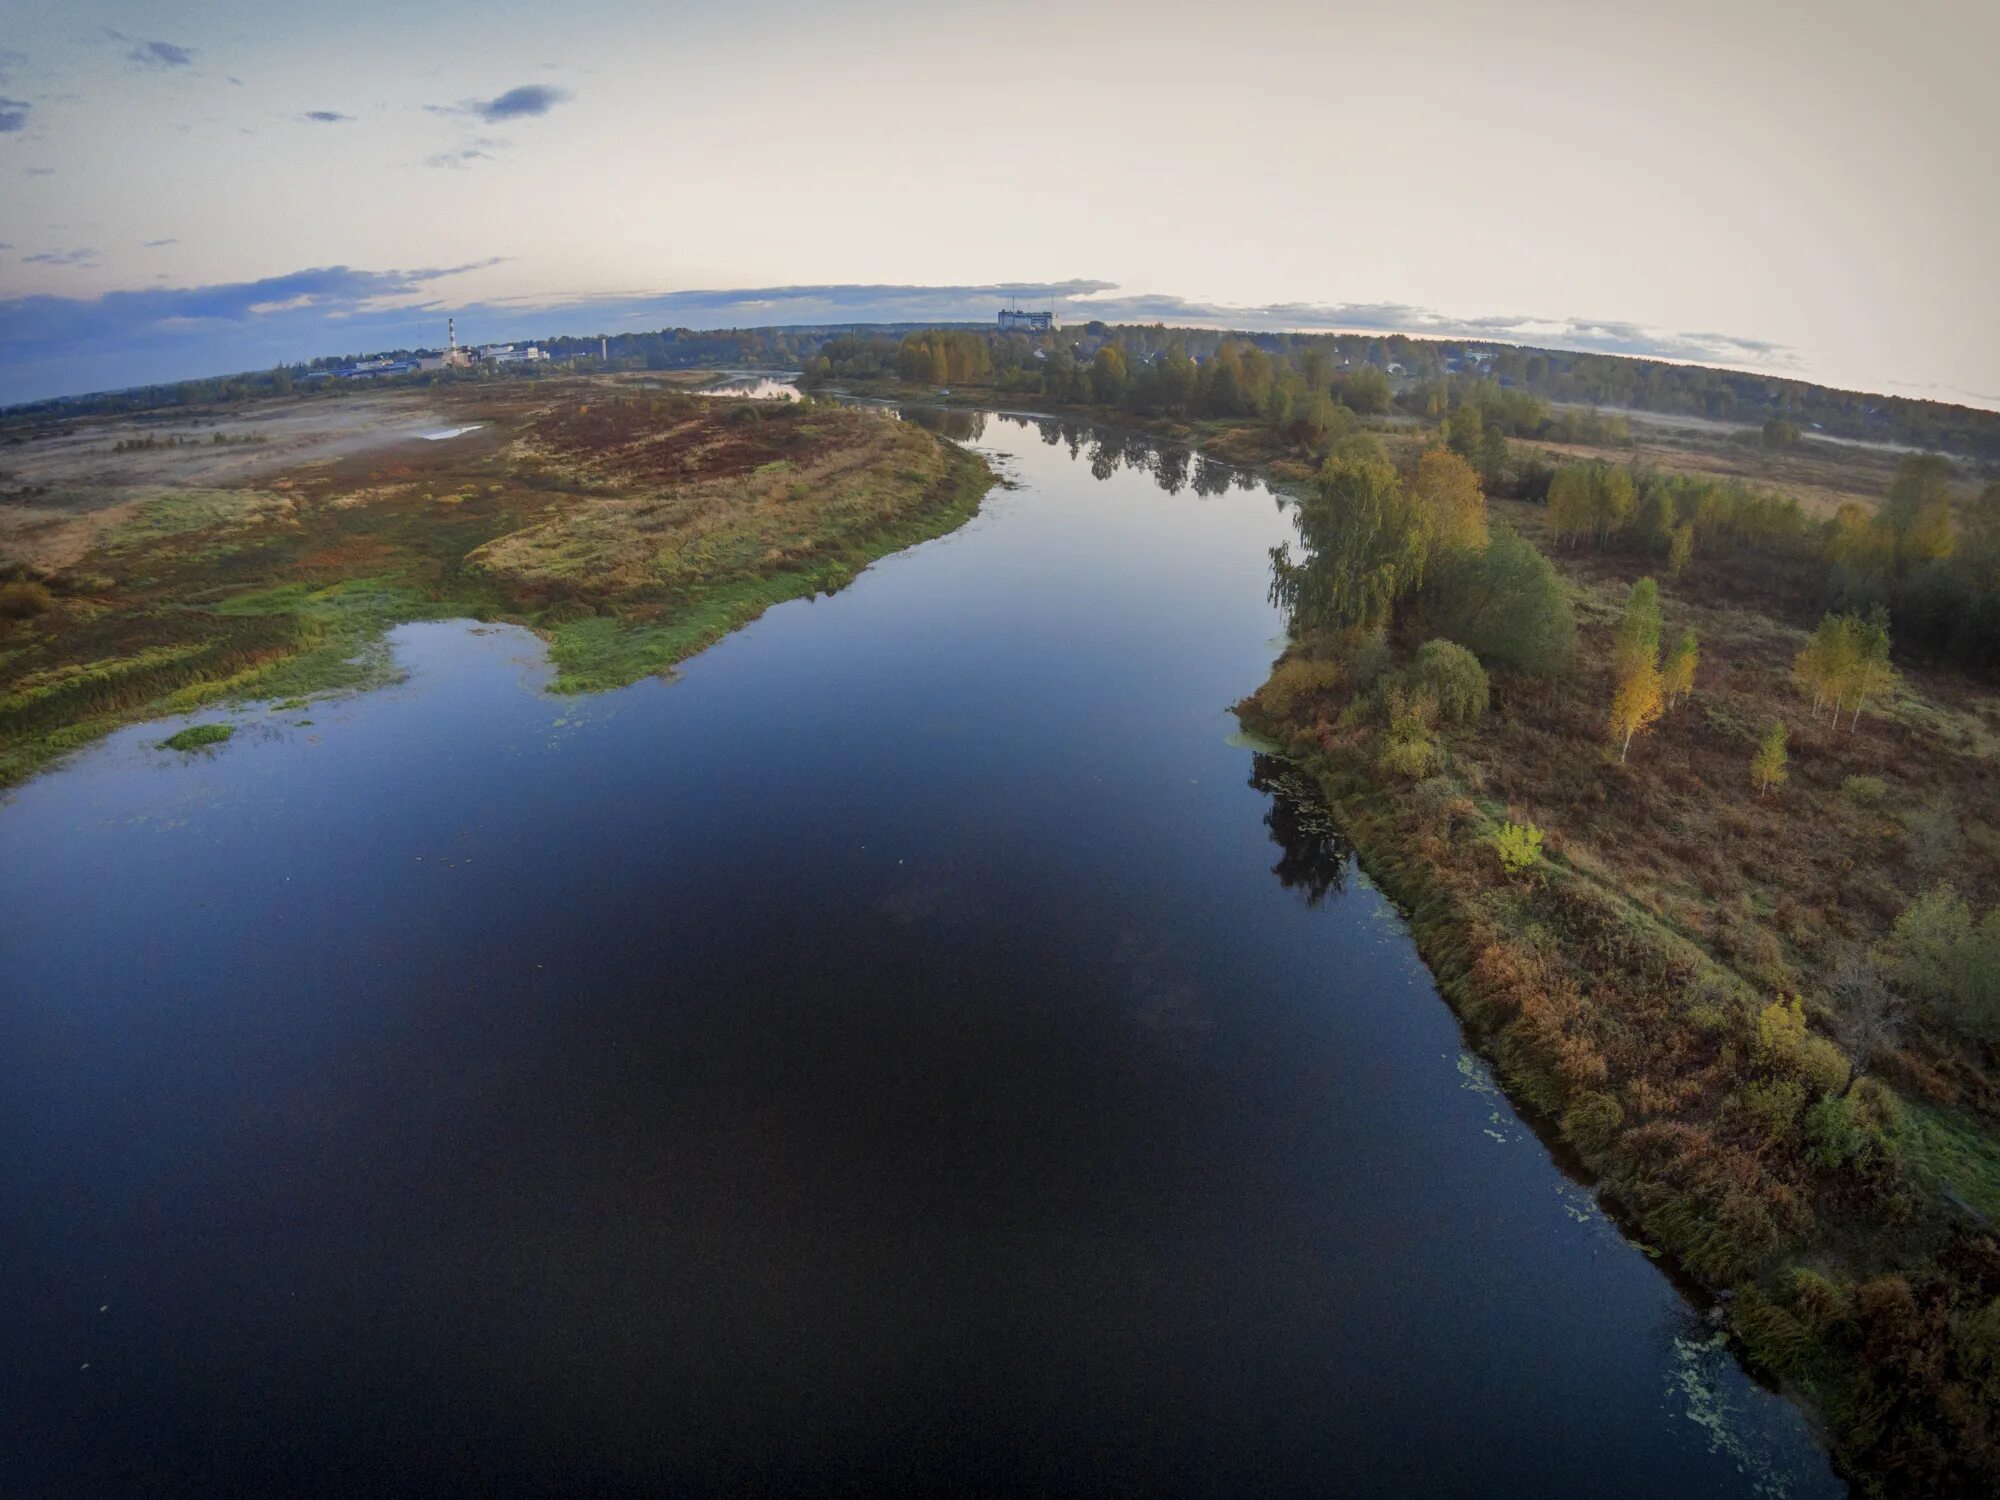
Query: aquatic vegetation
160 722 234 752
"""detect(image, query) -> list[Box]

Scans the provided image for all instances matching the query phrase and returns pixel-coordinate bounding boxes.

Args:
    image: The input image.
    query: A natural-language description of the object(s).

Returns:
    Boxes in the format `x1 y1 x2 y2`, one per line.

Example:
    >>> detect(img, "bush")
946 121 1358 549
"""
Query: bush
1409 639 1489 726
1803 1093 1873 1172
1491 819 1544 875
1842 774 1888 806
1377 704 1442 778
1348 627 1394 691
1742 1077 1809 1144
0 580 54 618
1562 1091 1625 1154
1255 657 1343 719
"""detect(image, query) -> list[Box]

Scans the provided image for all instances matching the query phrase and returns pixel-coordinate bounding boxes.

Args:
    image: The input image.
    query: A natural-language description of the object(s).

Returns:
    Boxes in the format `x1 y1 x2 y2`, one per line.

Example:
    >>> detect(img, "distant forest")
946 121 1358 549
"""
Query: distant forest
7 321 1999 463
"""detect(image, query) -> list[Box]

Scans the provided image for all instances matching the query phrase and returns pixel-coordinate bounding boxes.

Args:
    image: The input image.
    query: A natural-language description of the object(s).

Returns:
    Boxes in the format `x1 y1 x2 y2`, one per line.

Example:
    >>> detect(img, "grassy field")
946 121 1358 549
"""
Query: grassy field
0 379 992 788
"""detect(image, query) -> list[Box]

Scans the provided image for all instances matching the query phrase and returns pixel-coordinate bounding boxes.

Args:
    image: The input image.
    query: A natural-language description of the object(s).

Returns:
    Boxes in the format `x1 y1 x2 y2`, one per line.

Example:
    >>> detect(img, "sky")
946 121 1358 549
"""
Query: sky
1 0 1994 407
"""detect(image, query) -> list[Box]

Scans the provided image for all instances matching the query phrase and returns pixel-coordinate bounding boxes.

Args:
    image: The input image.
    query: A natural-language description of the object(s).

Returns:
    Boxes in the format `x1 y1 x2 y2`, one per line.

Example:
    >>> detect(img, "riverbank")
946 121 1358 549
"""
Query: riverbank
0 382 994 789
1233 531 2000 1496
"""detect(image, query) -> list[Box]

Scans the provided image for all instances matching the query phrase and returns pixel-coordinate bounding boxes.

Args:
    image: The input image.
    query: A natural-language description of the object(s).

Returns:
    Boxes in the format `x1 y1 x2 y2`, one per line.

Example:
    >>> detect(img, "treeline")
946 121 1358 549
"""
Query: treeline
17 318 1999 462
806 323 2000 461
1539 452 2000 679
111 431 268 452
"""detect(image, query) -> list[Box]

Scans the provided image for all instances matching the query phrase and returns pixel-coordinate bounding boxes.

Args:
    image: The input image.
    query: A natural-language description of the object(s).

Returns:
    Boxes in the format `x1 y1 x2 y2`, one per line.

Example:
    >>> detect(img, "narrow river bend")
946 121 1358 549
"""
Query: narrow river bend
0 411 1841 1497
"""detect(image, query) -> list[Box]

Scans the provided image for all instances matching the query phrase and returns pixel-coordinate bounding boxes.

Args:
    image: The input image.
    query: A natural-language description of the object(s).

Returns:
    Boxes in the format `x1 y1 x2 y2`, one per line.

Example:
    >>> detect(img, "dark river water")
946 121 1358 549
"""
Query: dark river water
1 411 1841 1497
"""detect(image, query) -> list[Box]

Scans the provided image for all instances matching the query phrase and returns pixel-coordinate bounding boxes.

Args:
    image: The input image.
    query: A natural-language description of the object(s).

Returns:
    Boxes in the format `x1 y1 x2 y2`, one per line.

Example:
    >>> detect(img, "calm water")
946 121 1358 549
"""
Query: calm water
1 412 1840 1498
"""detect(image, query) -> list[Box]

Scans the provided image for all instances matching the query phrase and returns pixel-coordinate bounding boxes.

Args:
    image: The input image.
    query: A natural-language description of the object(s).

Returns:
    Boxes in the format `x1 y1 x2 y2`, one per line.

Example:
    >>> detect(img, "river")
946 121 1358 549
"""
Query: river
0 410 1841 1497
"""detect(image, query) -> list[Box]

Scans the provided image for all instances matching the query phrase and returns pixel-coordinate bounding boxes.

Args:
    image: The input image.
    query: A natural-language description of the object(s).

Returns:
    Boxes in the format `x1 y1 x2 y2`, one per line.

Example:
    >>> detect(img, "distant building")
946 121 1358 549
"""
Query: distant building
479 344 549 365
998 308 1053 334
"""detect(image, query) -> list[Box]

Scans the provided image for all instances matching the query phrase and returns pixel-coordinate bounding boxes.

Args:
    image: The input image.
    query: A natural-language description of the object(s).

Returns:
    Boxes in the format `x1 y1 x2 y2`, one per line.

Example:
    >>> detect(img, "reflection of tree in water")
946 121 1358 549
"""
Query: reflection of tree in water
1192 456 1235 497
1250 753 1352 906
1153 446 1190 495
899 407 987 442
1089 437 1121 482
1233 466 1261 492
1036 418 1063 447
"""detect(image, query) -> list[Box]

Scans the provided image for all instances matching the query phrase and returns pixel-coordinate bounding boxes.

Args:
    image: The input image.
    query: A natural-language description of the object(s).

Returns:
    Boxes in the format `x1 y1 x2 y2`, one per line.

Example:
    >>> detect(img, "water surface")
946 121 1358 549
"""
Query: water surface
0 413 1840 1497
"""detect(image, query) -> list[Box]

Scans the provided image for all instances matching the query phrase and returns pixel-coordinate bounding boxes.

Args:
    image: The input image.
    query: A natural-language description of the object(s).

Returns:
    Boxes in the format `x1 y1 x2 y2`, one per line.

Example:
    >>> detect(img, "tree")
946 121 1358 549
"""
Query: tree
1824 502 1895 576
1845 606 1898 728
1612 578 1663 679
1667 523 1694 576
1267 455 1426 632
1878 885 2000 1042
1882 454 1956 569
1408 446 1487 556
1751 721 1789 796
1090 346 1128 405
1821 952 1903 1098
1423 525 1576 679
1443 401 1484 464
1662 628 1699 707
1609 657 1665 762
1477 424 1510 489
1409 639 1489 725
1340 365 1391 414
1593 467 1637 542
1547 467 1597 547
1795 613 1861 718
1762 416 1802 449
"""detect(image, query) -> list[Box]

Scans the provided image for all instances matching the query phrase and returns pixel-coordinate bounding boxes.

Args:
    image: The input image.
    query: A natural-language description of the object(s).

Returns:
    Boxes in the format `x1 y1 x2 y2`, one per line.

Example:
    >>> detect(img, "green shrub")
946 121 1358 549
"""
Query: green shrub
1490 819 1544 876
1377 711 1442 778
1804 1093 1873 1172
1842 774 1888 806
1742 1076 1808 1143
1409 639 1489 726
0 580 54 618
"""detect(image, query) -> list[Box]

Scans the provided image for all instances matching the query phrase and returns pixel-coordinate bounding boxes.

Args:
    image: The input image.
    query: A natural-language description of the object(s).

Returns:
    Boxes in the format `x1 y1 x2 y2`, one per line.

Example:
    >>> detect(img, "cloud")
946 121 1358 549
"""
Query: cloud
1044 289 1802 371
24 166 55 177
299 110 352 123
123 38 195 70
0 260 500 345
143 238 178 248
0 97 28 132
425 137 508 169
0 242 12 251
432 84 571 123
22 248 101 267
0 48 25 83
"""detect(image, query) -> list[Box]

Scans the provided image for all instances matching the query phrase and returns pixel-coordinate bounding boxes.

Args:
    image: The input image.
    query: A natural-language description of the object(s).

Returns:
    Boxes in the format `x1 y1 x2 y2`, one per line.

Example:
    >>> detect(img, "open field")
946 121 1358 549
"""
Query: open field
0 378 992 788
1527 426 1926 521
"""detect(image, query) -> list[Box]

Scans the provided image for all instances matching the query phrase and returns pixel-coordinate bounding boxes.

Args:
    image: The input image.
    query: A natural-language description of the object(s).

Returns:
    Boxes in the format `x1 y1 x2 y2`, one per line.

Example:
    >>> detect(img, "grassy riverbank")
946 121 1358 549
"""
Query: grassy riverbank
1235 503 2000 1496
0 381 993 788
